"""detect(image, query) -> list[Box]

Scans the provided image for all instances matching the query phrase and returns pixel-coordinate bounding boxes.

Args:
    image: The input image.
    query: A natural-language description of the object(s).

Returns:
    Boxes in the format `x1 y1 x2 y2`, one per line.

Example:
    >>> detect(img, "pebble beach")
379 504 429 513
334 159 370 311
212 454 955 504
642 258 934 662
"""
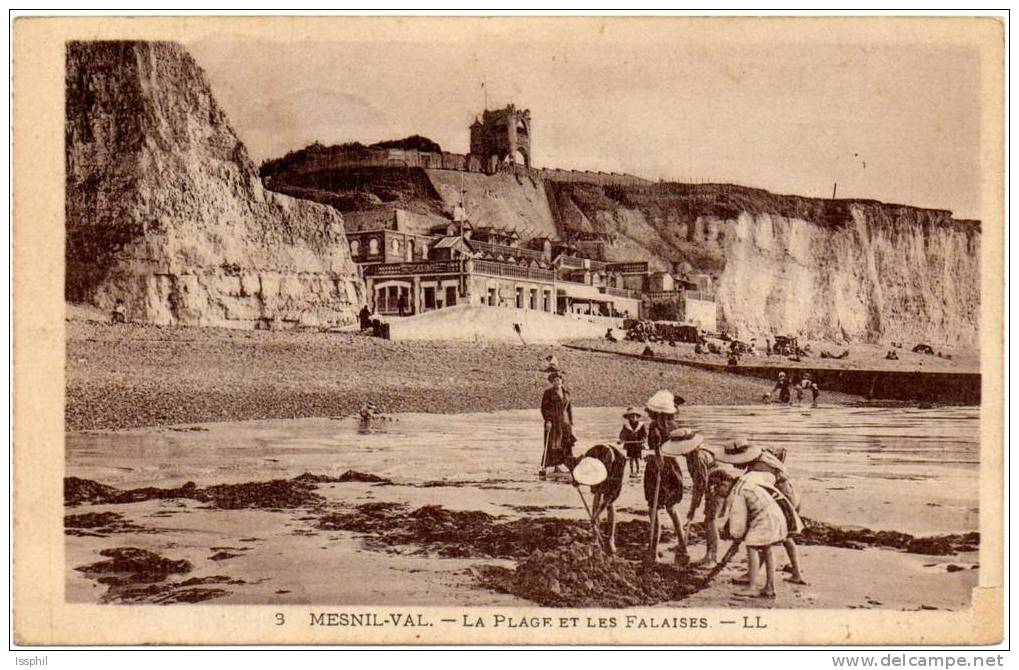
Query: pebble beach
66 320 859 431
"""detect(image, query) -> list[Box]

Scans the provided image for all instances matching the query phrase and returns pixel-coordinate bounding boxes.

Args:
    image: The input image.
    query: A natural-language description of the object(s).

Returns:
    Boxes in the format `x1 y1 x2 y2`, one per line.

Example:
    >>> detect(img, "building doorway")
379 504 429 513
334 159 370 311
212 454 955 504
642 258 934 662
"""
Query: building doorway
445 286 458 307
423 286 436 310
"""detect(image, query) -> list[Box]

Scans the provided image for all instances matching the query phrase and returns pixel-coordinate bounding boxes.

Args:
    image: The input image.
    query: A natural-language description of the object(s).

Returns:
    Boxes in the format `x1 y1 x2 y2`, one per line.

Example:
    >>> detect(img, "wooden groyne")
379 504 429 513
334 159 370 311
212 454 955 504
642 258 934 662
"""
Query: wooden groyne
563 345 981 404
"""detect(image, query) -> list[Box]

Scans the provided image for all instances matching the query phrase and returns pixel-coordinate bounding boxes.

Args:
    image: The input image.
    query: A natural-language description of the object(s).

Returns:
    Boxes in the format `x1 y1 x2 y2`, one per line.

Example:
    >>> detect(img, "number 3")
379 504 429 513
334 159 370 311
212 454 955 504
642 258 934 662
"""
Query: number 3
275 613 285 626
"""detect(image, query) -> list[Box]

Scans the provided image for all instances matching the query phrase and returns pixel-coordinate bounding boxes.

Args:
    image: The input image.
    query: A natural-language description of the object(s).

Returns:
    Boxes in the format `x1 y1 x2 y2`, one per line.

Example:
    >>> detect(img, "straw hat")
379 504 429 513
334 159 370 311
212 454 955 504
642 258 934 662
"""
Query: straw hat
778 372 787 379
622 406 642 419
660 428 704 457
645 390 677 415
572 457 608 486
716 438 763 465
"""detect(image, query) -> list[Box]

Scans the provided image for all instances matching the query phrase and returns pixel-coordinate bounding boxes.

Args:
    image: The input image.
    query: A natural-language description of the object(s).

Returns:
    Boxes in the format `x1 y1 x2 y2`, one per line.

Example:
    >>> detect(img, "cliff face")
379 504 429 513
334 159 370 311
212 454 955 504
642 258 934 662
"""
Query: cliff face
549 182 981 346
66 41 363 328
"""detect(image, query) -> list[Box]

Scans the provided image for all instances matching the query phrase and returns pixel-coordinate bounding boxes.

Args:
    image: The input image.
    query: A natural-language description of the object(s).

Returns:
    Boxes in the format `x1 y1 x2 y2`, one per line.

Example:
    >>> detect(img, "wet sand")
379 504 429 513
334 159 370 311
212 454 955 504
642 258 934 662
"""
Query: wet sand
65 407 979 610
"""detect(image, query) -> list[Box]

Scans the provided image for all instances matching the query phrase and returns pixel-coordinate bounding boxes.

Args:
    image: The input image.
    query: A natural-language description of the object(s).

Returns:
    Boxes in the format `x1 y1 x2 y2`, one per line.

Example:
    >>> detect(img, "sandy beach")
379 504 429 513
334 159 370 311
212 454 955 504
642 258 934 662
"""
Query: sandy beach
65 405 980 610
67 319 863 431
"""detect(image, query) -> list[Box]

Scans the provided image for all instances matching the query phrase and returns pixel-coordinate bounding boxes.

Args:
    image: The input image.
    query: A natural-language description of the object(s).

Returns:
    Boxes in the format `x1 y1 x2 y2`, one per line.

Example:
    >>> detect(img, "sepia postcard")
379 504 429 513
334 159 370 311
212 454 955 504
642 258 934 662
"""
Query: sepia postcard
11 15 1005 646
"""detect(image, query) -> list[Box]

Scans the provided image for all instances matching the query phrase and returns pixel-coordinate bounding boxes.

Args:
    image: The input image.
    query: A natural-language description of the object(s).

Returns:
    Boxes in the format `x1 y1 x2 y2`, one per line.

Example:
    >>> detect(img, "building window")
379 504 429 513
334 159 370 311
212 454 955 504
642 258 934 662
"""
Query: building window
392 238 401 254
350 239 360 256
515 287 524 309
529 289 538 310
421 244 429 260
368 238 380 255
488 287 497 306
543 290 551 312
445 286 457 307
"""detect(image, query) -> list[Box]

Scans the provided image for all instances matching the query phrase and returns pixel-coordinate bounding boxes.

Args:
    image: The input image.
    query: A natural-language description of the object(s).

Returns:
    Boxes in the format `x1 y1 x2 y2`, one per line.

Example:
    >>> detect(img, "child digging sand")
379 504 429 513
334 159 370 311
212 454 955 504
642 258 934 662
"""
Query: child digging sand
643 390 694 566
723 440 807 585
619 407 647 478
714 443 805 599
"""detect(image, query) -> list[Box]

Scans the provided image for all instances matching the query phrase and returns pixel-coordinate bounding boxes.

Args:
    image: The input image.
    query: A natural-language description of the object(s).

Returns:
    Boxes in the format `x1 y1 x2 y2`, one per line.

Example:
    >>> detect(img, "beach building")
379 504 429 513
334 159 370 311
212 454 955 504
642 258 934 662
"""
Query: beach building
348 216 643 317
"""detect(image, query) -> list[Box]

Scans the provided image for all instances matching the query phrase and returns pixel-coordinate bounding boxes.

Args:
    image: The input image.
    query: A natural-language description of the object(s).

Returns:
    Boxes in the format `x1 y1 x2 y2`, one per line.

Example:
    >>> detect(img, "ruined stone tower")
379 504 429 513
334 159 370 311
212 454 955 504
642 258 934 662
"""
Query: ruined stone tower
469 104 531 172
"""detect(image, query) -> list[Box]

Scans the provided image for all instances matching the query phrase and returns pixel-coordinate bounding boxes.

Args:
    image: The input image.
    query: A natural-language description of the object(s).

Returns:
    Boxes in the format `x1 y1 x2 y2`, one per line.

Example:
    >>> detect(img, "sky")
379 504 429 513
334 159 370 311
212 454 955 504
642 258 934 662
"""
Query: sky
188 23 985 219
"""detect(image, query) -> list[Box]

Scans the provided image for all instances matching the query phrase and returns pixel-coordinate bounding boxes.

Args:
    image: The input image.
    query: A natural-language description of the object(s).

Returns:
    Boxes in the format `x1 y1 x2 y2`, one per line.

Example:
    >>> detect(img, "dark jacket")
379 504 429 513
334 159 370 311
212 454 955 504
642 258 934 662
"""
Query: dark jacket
540 387 574 467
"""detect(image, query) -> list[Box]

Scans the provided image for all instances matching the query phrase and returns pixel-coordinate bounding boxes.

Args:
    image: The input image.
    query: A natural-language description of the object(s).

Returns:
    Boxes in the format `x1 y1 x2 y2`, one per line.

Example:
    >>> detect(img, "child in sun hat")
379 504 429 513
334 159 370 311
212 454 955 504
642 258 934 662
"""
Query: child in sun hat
618 407 648 478
716 439 806 594
643 389 690 565
701 466 741 568
574 443 627 554
742 443 806 584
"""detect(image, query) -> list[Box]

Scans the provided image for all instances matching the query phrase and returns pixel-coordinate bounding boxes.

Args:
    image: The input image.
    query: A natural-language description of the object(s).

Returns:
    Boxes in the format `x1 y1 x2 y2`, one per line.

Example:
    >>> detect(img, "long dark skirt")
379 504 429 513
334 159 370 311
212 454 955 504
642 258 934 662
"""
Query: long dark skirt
542 421 574 468
643 456 684 509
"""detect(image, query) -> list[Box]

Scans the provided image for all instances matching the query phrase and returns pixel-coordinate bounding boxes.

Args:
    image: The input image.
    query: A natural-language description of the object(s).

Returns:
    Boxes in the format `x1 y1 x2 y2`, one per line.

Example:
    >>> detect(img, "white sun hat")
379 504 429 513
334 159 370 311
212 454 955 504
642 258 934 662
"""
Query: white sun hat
715 437 764 465
572 457 608 486
660 428 705 457
645 389 677 415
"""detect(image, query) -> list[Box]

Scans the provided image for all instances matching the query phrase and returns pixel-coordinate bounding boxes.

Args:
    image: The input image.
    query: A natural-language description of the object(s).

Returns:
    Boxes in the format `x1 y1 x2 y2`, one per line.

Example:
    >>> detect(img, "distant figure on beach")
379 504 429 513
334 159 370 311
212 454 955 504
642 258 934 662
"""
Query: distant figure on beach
885 350 899 361
796 373 820 407
397 293 408 317
358 305 372 330
539 371 574 479
605 328 618 343
111 299 127 324
765 338 772 356
764 371 792 404
618 407 647 477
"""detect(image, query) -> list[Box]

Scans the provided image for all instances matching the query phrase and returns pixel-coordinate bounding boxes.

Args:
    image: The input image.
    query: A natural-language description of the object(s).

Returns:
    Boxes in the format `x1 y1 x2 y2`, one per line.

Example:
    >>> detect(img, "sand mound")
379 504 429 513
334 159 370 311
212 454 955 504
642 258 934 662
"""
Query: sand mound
800 518 979 555
476 543 701 608
388 305 618 343
293 471 392 485
63 474 348 509
317 502 591 558
64 511 150 537
65 477 121 506
76 547 193 586
75 547 243 604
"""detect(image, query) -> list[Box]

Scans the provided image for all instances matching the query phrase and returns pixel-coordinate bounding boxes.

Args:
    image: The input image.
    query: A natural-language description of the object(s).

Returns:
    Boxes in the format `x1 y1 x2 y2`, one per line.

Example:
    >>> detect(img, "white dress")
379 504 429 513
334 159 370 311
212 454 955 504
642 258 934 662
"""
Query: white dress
727 481 789 547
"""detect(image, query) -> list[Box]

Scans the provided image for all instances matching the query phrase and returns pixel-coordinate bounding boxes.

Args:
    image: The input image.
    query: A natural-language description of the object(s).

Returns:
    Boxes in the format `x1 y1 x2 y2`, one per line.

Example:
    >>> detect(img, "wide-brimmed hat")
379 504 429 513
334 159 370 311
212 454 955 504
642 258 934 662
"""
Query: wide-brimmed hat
778 371 787 379
716 438 763 465
645 390 677 415
660 428 704 457
572 457 608 486
622 406 642 419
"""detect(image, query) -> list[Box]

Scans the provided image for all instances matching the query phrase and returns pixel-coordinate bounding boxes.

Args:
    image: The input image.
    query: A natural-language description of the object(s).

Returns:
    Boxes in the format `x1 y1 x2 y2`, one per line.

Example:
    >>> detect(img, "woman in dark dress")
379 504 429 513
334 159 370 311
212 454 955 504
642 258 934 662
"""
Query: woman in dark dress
540 371 574 478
